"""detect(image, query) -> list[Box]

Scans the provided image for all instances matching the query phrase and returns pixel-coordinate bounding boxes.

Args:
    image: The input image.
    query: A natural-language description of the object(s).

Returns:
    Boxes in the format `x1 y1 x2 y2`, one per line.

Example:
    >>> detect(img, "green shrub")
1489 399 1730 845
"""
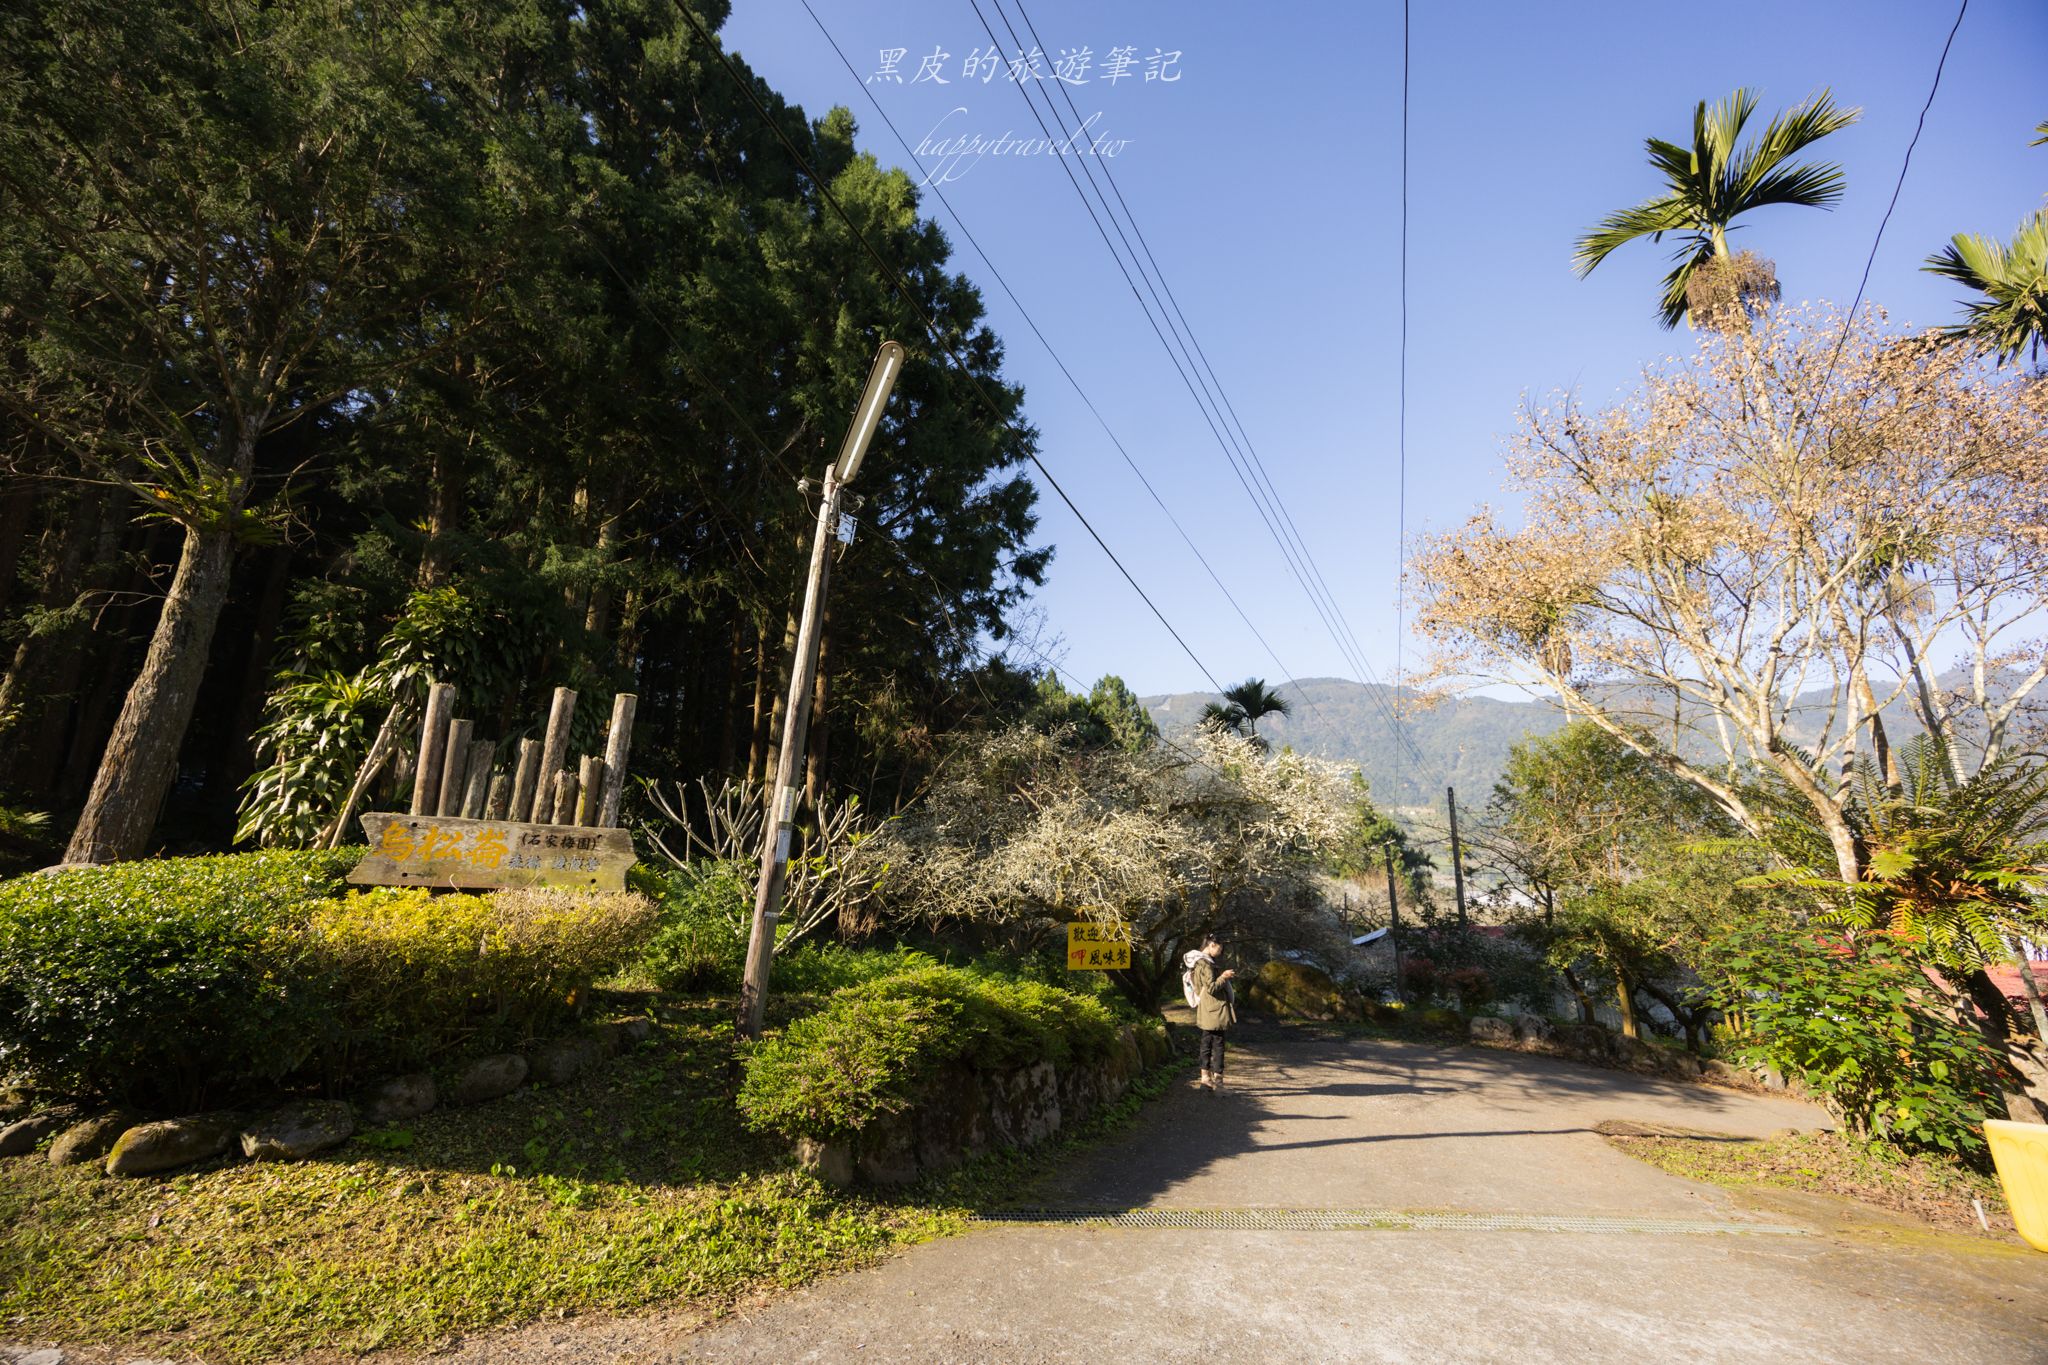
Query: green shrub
0 850 360 1106
772 944 937 996
0 851 656 1107
737 964 1123 1140
302 887 658 1078
1705 926 2014 1159
638 860 752 993
734 994 940 1140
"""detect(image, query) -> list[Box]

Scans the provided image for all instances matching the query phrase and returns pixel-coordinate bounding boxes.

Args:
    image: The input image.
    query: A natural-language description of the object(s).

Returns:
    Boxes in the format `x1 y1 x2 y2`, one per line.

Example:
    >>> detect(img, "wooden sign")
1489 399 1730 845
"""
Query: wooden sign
349 812 635 892
1066 921 1132 971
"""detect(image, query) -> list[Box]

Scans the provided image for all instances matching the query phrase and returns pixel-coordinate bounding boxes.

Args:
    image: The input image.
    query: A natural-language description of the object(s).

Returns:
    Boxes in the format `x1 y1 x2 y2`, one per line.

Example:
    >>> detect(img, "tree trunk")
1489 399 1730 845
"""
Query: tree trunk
1614 973 1640 1039
417 435 467 590
63 524 238 863
746 627 769 784
804 604 831 809
1560 966 1596 1024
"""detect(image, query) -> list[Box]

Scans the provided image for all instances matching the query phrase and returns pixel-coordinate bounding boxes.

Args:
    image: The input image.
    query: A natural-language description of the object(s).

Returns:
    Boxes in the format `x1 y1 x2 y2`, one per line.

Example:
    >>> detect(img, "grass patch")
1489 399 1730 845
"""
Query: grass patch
1605 1126 2013 1238
0 995 1181 1359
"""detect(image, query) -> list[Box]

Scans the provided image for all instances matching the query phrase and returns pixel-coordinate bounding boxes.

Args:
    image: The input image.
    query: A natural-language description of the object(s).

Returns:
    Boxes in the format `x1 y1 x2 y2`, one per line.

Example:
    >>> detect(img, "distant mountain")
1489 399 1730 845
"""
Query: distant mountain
1142 679 1563 808
1145 671 2008 812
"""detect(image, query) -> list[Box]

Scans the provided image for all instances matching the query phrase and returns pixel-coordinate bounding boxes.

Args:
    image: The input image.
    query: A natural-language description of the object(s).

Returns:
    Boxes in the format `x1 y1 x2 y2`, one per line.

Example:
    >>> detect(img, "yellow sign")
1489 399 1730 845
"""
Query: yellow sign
1066 921 1132 971
350 812 635 891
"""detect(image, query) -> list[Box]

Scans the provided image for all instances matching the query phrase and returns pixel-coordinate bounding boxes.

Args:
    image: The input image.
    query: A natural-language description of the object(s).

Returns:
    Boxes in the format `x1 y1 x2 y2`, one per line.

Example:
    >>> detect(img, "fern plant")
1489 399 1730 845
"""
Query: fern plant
1750 735 2048 969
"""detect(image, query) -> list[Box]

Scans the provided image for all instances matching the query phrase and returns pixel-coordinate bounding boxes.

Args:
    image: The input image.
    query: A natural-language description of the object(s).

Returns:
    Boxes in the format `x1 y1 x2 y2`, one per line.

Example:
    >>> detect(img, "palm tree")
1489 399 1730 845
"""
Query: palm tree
1574 88 1859 328
1221 678 1291 749
1924 122 2047 365
1924 212 2048 365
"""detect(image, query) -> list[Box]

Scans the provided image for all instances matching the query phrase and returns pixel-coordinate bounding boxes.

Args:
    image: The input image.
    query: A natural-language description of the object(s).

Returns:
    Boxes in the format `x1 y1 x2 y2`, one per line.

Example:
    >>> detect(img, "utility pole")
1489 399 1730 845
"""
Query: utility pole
739 341 904 1041
1383 842 1405 1005
1446 784 1468 929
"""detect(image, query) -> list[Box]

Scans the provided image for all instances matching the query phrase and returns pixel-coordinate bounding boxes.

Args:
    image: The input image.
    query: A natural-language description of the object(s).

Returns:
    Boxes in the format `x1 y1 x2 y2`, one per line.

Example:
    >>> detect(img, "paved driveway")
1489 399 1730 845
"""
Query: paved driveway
435 1024 2048 1364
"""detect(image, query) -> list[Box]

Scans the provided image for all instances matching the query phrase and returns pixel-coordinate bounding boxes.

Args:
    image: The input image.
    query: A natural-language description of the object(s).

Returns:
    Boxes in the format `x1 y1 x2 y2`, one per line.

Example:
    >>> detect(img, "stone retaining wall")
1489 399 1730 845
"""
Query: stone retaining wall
798 1022 1167 1187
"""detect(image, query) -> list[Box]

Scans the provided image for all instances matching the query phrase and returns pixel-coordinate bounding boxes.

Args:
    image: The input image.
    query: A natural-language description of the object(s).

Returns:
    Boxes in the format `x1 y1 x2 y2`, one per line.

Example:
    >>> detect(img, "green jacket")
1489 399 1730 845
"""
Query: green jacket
1191 956 1237 1031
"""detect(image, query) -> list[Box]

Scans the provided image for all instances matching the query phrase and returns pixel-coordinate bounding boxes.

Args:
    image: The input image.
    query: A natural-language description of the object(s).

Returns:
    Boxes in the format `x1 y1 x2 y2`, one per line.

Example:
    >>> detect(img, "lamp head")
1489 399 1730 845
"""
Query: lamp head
833 340 906 484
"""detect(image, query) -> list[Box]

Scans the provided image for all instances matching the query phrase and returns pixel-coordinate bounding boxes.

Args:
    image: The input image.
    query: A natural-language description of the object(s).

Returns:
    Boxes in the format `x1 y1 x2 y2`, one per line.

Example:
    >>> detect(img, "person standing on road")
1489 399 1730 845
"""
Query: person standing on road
1191 934 1237 1091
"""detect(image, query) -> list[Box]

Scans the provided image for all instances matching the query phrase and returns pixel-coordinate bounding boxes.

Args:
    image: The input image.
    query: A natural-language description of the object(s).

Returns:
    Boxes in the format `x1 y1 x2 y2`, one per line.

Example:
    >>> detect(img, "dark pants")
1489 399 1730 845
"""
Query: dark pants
1199 1028 1227 1074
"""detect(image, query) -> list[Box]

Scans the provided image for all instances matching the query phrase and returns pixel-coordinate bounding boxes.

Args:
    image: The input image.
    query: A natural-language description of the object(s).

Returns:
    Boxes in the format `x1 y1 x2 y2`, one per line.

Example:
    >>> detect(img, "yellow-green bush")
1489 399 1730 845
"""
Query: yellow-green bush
0 851 656 1106
301 888 658 1079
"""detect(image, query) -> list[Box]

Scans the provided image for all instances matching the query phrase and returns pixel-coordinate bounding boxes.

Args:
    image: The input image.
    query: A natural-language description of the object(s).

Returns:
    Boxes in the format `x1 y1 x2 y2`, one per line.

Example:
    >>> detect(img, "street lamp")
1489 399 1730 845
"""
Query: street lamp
738 340 905 1039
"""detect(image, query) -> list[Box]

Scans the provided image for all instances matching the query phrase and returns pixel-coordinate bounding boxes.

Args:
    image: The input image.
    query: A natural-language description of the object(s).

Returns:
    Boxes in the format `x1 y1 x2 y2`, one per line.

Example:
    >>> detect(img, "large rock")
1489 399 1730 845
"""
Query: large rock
1701 1058 1753 1090
531 1034 608 1087
0 1110 73 1157
49 1110 139 1166
450 1053 528 1106
1556 1023 1614 1059
853 1110 922 1185
1468 1016 1515 1045
105 1114 239 1177
595 1016 654 1053
985 1060 1061 1149
909 1064 991 1176
1246 959 1355 1021
361 1073 437 1123
1135 1024 1170 1070
240 1100 355 1161
796 1135 854 1188
1512 1014 1557 1047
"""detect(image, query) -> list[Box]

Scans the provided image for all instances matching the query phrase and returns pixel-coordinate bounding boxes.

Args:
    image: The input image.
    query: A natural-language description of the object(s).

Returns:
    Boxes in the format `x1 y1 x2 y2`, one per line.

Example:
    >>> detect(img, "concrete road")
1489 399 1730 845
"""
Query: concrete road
444 1024 2048 1364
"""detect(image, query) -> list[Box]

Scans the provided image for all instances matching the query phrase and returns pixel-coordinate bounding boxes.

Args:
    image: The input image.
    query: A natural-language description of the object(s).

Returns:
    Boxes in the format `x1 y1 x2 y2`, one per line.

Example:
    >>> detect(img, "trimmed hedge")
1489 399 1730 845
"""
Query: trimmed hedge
0 852 655 1108
0 850 360 1107
303 887 657 1080
737 964 1123 1141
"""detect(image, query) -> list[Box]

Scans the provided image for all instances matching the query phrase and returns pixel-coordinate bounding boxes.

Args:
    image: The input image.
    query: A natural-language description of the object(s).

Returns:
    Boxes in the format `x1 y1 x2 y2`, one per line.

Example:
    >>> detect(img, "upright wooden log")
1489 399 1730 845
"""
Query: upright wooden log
460 739 495 818
550 769 580 826
409 682 456 815
436 718 474 817
509 738 541 822
530 688 577 821
576 756 607 827
485 771 513 821
599 692 638 827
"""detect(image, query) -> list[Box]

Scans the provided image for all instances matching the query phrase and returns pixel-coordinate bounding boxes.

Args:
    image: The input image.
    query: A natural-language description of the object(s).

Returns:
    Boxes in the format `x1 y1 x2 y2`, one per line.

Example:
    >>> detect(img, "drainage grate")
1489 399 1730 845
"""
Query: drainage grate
972 1208 1807 1237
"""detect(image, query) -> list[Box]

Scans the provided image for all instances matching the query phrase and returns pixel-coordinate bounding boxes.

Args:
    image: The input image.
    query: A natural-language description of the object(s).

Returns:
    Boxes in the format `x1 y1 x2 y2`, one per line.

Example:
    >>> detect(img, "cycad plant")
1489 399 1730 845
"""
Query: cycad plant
1574 88 1859 327
1757 736 2048 969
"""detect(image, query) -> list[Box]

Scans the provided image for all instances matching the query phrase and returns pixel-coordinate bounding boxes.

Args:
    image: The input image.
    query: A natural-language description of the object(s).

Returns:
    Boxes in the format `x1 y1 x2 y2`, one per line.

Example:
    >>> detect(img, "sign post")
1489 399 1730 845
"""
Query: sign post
1065 921 1132 971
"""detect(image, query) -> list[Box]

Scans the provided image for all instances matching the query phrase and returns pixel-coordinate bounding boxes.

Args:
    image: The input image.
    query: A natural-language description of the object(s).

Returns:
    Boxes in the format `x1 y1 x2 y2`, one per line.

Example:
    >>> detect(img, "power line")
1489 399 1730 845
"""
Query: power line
1808 0 1967 422
1008 0 1393 699
968 0 1421 762
673 1 1225 695
1394 0 1414 795
793 0 1328 728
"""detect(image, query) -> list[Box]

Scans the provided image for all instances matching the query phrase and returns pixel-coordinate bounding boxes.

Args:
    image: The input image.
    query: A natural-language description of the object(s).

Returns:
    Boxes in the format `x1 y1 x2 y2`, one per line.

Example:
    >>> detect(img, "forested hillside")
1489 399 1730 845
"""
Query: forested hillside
0 0 1045 860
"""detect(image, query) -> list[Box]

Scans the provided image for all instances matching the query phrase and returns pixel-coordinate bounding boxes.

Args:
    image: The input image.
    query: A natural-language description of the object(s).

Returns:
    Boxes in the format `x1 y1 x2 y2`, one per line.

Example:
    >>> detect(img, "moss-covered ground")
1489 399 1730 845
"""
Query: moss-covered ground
1606 1126 2014 1238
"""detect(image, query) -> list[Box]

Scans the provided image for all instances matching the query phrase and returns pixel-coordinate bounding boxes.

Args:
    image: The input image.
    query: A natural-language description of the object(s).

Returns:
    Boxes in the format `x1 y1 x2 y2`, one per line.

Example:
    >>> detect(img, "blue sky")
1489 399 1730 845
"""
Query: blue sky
721 0 2047 698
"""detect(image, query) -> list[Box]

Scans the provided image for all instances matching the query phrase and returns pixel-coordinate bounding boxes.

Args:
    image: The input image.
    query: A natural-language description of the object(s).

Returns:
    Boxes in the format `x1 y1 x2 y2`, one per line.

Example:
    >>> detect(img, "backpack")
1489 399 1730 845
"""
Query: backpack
1180 949 1207 1009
